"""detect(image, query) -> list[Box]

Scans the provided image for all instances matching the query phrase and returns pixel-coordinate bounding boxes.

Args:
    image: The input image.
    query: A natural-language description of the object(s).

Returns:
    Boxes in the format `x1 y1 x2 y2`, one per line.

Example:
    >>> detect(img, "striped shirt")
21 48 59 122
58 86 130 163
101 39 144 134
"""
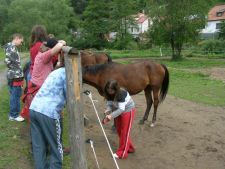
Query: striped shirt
106 89 135 118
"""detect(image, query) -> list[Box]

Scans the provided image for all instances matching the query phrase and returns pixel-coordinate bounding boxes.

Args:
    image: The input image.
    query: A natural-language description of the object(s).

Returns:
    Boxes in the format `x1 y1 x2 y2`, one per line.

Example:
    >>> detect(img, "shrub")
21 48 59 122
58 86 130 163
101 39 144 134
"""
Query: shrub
198 39 225 54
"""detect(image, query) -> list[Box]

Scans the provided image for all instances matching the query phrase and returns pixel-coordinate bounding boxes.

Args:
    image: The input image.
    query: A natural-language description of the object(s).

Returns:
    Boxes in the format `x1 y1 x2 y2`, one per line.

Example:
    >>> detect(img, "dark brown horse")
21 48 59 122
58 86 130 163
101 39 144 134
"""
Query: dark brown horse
82 61 169 126
80 50 112 66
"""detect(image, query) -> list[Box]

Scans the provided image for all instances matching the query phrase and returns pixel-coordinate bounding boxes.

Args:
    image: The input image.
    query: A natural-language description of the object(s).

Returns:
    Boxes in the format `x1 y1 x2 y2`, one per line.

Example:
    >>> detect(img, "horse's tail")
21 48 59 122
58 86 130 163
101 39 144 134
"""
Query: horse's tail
106 53 112 62
160 64 169 102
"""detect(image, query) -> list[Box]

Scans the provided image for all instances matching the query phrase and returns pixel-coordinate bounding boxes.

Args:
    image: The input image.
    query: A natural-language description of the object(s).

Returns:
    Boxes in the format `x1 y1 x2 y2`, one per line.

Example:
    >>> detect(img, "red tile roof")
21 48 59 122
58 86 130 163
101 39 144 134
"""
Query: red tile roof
208 4 225 21
134 13 148 24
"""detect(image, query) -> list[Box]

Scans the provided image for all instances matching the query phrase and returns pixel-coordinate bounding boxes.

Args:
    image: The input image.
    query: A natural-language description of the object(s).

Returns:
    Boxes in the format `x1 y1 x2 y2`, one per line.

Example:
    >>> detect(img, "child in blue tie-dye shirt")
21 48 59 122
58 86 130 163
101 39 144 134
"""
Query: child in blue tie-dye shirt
29 65 66 169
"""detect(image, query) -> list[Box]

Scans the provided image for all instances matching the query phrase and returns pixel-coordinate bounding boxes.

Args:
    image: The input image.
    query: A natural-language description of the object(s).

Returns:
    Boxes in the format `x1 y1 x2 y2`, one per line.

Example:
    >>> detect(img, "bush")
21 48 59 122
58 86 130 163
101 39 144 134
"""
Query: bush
72 34 108 50
198 39 225 54
108 33 138 50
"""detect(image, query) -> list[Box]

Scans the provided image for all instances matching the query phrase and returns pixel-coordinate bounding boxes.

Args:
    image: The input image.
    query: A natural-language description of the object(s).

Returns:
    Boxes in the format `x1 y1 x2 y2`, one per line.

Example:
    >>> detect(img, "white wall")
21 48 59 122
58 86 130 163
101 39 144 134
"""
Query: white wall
128 19 150 38
140 19 149 33
201 20 221 33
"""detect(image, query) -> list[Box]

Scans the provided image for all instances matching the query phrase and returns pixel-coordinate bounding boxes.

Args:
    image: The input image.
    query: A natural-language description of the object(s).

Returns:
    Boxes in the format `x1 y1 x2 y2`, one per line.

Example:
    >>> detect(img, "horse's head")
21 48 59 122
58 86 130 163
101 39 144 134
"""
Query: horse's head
80 50 112 67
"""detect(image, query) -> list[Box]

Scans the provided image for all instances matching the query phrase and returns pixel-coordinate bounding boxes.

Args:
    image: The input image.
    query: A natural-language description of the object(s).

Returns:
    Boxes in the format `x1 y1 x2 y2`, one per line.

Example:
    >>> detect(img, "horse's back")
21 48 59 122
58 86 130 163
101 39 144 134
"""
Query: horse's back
111 61 166 90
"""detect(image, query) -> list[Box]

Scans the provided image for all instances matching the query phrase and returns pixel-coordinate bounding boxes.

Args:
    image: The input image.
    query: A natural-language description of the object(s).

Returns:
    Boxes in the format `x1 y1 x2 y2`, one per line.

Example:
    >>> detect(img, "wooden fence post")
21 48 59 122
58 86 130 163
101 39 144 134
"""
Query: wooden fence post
63 46 87 169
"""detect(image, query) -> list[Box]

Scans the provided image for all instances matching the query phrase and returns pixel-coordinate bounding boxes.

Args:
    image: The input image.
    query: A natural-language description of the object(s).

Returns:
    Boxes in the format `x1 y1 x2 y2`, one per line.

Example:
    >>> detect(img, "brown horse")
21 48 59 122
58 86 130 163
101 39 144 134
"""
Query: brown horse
82 61 169 126
80 50 112 66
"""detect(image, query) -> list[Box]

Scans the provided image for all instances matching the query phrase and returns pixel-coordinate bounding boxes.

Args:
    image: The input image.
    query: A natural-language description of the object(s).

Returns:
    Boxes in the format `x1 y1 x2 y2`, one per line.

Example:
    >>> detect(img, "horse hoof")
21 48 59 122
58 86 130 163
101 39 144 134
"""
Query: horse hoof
150 123 155 127
139 120 144 124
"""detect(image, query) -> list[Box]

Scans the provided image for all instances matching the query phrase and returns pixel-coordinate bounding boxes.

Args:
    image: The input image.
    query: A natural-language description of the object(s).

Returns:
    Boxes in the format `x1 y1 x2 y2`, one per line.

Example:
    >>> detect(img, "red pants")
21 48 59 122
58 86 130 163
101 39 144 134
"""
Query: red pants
114 108 136 159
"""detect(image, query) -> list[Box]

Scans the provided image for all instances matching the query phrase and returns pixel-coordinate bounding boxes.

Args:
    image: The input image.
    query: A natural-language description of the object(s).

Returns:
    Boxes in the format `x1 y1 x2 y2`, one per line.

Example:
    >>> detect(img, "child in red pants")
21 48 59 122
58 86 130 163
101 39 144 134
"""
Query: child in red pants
102 79 136 159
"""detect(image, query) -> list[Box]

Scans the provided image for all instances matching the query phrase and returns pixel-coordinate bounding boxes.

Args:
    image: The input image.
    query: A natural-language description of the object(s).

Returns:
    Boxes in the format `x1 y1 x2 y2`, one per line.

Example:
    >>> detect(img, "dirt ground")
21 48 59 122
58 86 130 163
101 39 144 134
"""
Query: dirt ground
83 84 225 169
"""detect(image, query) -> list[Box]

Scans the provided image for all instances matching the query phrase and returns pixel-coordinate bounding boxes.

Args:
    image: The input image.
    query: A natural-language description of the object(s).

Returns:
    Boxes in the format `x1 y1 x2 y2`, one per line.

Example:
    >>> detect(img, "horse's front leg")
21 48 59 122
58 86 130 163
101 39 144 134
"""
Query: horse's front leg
139 87 152 124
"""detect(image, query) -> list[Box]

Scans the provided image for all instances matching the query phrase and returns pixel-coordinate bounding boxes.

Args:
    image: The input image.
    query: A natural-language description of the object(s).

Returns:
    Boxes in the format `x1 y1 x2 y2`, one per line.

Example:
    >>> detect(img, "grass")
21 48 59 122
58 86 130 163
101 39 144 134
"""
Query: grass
106 48 225 59
159 57 225 69
0 85 72 169
0 48 5 71
61 112 72 168
0 86 32 169
168 69 225 106
119 57 225 69
0 48 4 60
106 48 170 58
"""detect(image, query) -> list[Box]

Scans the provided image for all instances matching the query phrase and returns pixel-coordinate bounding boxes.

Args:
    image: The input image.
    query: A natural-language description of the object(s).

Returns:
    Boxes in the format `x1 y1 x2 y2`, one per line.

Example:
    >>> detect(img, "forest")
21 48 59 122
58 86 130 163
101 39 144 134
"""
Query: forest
0 0 224 59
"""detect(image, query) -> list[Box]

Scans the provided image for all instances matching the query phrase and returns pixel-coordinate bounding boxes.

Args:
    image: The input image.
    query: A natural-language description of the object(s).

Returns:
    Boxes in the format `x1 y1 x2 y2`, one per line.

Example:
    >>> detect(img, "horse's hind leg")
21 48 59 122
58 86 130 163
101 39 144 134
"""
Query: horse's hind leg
139 86 153 124
151 87 160 127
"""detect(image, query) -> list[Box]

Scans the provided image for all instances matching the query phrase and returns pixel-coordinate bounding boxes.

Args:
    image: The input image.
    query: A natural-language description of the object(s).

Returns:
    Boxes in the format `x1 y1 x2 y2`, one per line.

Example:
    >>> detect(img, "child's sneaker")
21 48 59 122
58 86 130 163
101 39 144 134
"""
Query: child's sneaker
9 116 15 121
9 115 24 122
14 116 25 122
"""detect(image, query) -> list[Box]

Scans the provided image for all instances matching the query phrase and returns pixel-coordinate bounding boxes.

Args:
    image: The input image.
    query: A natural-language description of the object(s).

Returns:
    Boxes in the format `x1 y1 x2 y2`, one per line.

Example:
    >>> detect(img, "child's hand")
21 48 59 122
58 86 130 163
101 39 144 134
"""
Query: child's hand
58 40 66 46
106 115 112 120
102 115 112 124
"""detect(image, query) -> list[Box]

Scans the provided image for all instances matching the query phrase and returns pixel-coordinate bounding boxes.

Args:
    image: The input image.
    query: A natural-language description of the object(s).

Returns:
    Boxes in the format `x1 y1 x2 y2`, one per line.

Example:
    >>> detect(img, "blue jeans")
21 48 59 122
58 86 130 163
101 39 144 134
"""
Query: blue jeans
8 85 22 118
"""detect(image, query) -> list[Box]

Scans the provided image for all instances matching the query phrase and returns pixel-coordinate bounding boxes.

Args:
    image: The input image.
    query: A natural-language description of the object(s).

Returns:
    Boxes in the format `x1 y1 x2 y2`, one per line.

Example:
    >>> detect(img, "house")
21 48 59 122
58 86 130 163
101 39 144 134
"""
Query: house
128 13 151 39
201 4 225 39
109 13 151 40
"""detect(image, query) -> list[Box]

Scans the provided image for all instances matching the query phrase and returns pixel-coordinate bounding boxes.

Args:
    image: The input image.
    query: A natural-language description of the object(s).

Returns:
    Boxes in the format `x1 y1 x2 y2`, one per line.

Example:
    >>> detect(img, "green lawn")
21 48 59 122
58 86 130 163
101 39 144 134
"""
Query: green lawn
0 48 5 71
0 86 72 169
168 69 225 106
160 57 225 69
106 48 170 58
0 86 32 169
106 49 225 59
0 48 4 60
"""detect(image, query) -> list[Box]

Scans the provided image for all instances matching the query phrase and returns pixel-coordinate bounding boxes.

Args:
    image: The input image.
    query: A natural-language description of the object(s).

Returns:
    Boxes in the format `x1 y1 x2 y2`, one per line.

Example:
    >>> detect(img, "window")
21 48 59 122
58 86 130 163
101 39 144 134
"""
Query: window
217 12 223 17
216 23 222 29
131 27 134 32
136 27 139 32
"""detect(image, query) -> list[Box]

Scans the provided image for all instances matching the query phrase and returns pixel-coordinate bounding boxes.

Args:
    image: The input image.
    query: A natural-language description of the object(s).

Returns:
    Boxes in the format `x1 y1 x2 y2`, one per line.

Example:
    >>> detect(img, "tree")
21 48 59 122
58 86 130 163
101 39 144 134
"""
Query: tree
80 0 113 48
0 0 15 44
2 0 75 46
70 0 88 17
134 0 147 12
147 0 211 59
111 0 137 39
218 21 225 40
78 0 140 49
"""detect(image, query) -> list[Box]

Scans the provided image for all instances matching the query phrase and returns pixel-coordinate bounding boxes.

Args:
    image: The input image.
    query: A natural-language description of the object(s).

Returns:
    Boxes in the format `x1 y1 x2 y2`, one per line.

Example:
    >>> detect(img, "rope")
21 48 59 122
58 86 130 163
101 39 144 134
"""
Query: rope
84 90 120 169
86 139 101 169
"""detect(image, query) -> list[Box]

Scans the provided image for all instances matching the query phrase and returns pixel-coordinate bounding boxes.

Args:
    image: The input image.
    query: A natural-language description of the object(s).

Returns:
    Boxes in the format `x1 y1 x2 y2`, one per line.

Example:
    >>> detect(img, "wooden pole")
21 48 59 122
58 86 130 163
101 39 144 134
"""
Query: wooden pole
63 46 87 169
